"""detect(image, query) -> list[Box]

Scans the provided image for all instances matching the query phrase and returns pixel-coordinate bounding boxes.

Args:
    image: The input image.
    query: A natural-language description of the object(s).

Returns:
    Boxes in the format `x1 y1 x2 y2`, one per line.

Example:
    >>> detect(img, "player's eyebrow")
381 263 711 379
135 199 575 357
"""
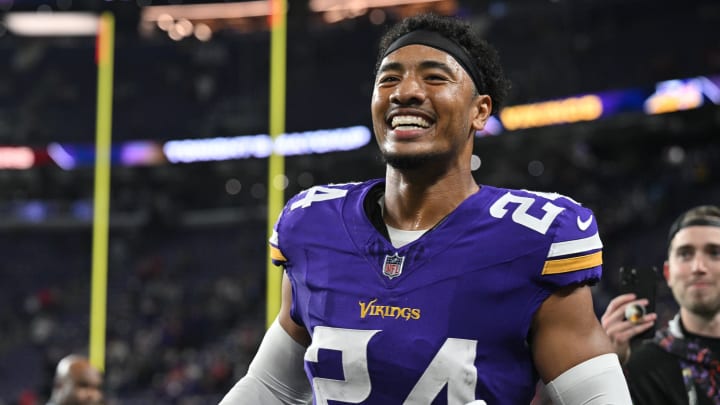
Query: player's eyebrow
417 60 457 77
377 61 403 74
377 59 457 77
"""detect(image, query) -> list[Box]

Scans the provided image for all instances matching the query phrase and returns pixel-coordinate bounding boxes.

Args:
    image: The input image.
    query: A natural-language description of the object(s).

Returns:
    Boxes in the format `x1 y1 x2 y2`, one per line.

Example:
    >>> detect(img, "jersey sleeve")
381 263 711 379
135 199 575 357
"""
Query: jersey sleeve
269 228 286 266
268 194 297 267
267 182 359 267
539 195 603 288
265 182 361 329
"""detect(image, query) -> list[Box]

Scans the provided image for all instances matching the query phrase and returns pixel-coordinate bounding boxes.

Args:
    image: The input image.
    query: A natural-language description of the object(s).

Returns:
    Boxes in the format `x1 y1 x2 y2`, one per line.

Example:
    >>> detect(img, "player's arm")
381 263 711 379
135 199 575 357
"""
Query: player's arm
277 272 312 347
531 284 632 404
219 273 312 405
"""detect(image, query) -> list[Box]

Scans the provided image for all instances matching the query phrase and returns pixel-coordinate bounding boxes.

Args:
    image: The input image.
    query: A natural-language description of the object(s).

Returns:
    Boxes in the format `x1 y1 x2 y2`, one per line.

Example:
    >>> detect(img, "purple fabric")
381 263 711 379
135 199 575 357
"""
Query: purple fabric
272 179 603 404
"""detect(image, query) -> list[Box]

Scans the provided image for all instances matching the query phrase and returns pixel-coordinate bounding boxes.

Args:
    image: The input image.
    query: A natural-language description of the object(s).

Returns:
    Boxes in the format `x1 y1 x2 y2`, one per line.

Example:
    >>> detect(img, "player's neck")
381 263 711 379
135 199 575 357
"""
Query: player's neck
680 307 720 338
382 171 479 231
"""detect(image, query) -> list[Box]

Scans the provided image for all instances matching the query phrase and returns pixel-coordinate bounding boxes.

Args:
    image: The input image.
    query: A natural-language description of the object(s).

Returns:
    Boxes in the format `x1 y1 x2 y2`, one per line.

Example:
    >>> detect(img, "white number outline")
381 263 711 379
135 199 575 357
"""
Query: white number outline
306 327 380 403
489 191 565 235
306 326 484 405
290 185 350 210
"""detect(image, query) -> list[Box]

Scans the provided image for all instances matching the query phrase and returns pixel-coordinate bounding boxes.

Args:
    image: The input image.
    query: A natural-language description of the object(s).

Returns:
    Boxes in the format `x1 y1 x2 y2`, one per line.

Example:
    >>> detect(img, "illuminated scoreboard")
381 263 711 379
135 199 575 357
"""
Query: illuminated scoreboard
479 74 720 136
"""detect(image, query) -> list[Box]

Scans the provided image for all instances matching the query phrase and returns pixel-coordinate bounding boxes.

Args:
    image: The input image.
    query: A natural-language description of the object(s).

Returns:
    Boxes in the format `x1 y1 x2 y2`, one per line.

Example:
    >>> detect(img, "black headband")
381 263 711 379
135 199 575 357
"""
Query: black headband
667 217 720 245
382 30 484 93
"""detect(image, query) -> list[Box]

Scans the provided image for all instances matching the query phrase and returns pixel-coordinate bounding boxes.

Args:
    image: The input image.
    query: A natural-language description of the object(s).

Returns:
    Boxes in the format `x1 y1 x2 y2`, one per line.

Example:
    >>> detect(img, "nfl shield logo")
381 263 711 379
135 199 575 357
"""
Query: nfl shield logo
383 253 405 279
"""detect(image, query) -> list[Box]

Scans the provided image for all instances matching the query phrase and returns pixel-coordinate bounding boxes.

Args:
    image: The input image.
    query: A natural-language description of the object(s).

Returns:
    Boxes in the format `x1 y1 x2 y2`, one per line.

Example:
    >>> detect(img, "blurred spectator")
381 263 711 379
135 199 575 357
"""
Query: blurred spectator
47 355 103 405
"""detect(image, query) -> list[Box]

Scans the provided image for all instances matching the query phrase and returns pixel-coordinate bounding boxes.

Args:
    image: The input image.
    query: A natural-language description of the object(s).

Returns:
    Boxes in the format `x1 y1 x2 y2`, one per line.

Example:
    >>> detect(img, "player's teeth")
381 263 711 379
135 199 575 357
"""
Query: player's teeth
391 115 430 128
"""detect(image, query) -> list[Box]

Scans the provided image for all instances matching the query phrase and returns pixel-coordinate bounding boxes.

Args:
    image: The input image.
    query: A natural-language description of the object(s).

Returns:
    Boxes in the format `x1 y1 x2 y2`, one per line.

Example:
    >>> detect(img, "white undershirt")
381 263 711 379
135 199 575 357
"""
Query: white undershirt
379 197 429 248
386 225 428 248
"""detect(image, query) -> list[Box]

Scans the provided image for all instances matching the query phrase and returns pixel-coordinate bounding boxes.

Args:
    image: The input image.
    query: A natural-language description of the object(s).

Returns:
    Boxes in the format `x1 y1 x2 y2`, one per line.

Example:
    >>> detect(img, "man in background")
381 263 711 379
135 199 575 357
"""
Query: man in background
47 355 103 405
602 205 720 404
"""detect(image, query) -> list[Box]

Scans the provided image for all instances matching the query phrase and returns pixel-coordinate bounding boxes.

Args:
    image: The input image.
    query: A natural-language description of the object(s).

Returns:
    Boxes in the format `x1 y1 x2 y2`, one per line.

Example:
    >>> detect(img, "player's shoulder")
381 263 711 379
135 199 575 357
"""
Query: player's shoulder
271 180 375 261
285 180 372 211
483 186 597 239
487 186 589 212
278 180 378 229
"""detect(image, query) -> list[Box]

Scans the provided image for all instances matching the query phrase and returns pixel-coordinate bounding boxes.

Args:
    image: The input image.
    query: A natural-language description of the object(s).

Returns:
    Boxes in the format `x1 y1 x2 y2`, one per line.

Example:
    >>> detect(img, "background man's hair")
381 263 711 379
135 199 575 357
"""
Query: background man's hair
375 13 511 115
667 205 720 248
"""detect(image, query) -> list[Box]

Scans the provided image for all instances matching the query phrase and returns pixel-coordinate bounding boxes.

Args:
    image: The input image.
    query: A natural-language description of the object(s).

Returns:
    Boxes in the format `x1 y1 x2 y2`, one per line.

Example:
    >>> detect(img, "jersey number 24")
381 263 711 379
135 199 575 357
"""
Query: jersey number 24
306 326 486 405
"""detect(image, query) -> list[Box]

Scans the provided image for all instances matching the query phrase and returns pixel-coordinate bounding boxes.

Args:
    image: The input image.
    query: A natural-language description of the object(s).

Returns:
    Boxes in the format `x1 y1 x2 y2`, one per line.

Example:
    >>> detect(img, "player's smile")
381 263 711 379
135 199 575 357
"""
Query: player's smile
386 108 435 139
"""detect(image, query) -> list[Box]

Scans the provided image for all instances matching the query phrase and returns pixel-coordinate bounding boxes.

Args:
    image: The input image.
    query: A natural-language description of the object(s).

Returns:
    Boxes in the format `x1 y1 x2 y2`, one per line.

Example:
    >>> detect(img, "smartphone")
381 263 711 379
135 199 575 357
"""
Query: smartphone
618 266 658 341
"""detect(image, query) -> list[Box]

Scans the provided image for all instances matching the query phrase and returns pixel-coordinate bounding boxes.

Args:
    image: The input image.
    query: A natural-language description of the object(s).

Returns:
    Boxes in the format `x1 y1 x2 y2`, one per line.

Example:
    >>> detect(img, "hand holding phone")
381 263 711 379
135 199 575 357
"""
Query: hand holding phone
618 266 659 341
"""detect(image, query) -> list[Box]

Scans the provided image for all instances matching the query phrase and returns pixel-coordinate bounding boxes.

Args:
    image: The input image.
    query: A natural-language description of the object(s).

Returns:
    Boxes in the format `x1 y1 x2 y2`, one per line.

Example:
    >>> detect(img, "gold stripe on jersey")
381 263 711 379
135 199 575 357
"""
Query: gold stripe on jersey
542 251 602 275
270 245 287 262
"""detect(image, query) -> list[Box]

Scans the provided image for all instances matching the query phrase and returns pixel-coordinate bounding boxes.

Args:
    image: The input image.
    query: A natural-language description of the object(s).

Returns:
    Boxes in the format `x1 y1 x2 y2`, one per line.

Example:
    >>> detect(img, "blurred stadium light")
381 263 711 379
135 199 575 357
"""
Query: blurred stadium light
4 11 98 36
308 0 457 23
139 0 271 38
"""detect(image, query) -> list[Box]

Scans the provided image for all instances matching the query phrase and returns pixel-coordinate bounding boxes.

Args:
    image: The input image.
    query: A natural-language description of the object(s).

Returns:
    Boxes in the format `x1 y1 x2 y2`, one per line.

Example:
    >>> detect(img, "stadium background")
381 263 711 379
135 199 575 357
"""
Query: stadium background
0 0 719 403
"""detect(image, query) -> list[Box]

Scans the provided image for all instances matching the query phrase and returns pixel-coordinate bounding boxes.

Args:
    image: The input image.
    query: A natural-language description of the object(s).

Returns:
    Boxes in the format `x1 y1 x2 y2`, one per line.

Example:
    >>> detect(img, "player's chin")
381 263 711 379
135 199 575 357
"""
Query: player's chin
382 151 443 170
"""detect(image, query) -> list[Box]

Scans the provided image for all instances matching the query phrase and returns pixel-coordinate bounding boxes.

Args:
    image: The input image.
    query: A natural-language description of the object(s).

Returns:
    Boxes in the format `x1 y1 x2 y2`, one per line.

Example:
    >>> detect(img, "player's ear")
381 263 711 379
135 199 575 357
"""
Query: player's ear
471 94 492 131
663 261 670 282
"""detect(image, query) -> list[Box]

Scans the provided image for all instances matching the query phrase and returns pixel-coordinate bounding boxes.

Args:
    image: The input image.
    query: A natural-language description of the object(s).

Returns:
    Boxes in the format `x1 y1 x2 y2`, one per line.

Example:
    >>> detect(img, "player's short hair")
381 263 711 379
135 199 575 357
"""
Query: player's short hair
375 13 510 115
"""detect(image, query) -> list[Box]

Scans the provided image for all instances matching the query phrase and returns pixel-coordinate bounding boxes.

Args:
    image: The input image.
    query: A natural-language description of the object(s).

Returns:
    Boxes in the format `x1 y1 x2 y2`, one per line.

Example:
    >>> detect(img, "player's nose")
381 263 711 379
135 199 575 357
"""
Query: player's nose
390 75 426 106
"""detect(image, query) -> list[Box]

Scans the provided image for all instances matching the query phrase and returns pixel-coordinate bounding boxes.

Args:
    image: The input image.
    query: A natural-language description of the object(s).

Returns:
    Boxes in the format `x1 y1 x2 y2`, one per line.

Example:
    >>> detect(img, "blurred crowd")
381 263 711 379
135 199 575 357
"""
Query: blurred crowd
0 226 267 404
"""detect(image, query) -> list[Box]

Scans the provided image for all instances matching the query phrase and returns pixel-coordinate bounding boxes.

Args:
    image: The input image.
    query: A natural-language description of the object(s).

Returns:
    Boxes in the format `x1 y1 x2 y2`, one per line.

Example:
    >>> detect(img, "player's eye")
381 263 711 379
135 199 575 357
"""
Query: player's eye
377 75 399 84
425 73 448 82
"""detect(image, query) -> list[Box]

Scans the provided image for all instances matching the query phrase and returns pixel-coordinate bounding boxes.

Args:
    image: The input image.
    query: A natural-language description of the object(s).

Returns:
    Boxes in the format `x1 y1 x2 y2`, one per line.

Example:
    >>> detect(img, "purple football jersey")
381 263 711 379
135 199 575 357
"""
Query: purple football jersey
269 179 603 405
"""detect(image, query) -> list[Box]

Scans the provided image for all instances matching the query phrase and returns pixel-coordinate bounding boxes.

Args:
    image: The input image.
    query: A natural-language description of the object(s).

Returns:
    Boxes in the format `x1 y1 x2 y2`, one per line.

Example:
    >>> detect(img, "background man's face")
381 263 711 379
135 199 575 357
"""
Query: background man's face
666 226 720 318
57 363 103 405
